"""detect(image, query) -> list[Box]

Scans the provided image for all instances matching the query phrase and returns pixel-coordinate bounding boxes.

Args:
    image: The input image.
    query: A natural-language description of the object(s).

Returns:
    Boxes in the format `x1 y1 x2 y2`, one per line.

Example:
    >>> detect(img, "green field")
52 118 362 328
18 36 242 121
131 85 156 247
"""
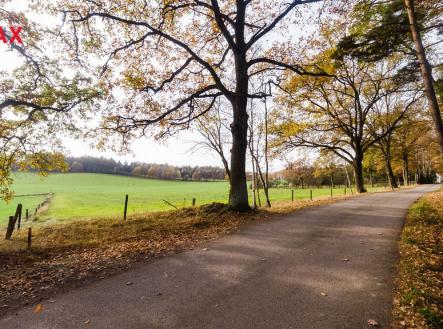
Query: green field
0 173 377 225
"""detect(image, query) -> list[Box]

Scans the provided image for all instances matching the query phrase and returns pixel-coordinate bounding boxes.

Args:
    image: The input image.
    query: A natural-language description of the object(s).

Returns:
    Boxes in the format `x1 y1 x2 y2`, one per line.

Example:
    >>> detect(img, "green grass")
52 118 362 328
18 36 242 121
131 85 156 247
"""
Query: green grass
0 172 384 225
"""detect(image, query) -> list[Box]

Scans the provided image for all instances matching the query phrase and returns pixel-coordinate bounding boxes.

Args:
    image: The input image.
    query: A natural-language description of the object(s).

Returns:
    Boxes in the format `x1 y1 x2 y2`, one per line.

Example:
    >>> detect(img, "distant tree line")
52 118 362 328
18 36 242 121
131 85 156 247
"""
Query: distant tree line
66 156 226 181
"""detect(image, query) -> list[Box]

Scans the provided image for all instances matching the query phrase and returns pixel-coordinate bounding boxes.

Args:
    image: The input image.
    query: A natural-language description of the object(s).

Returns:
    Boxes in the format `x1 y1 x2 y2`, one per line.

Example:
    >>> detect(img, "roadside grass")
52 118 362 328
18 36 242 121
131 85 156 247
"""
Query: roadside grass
0 196 348 316
392 188 443 329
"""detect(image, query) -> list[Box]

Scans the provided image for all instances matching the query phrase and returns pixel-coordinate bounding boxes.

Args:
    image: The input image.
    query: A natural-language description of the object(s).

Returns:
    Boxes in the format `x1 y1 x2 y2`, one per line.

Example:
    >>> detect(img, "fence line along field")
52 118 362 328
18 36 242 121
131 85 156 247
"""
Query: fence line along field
0 172 383 226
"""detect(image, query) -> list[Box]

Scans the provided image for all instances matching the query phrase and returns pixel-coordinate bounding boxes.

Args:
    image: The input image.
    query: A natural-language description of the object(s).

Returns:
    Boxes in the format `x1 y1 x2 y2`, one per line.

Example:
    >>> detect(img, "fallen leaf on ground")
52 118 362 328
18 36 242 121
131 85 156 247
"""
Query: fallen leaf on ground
342 258 350 262
34 304 43 314
126 281 133 286
84 320 90 324
367 319 379 327
202 248 208 251
320 292 327 296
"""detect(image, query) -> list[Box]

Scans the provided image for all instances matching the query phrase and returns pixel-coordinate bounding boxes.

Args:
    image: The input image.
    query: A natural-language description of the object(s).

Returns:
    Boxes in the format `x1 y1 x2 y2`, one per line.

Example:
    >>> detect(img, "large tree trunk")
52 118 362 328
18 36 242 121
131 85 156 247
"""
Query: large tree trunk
230 50 250 211
353 153 366 193
230 100 249 210
404 0 443 156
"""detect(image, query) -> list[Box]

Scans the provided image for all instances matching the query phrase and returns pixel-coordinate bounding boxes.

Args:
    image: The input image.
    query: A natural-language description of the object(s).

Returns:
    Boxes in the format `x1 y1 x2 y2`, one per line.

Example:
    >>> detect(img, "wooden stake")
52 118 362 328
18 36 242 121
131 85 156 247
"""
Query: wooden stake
16 204 22 230
27 228 32 249
291 190 294 202
192 198 196 207
5 216 15 240
310 190 313 200
123 195 129 221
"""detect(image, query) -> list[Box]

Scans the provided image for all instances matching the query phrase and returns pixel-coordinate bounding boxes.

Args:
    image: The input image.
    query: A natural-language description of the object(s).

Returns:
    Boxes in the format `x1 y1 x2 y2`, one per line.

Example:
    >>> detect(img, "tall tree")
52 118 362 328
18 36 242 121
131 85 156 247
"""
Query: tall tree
403 0 443 155
368 92 422 188
336 0 443 155
273 53 416 192
56 0 325 211
0 1 100 199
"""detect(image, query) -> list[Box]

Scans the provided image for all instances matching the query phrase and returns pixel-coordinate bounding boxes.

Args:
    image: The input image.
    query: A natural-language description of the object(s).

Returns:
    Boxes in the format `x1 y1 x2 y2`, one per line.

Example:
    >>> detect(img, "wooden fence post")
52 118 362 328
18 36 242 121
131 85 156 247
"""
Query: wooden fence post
27 228 32 249
291 190 294 202
5 216 15 240
192 198 196 207
16 204 22 230
310 190 313 201
344 187 346 195
26 209 29 221
123 195 129 221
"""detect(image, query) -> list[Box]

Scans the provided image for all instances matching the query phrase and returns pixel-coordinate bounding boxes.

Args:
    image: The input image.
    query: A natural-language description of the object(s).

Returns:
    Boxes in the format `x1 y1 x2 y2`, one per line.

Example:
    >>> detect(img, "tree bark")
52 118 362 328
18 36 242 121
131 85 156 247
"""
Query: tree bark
404 0 443 156
229 49 250 211
230 101 249 210
385 156 398 189
383 139 398 189
402 152 409 186
353 153 367 193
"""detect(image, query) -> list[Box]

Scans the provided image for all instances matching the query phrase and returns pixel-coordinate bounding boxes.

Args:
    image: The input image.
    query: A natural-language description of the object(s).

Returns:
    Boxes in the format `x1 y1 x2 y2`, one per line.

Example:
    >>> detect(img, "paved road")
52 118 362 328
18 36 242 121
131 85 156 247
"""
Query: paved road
1 185 440 329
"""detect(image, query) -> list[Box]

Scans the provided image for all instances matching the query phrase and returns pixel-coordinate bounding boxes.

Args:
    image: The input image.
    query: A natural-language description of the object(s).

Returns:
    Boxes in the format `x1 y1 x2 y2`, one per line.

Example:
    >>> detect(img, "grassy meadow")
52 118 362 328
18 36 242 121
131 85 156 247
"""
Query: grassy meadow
0 172 383 226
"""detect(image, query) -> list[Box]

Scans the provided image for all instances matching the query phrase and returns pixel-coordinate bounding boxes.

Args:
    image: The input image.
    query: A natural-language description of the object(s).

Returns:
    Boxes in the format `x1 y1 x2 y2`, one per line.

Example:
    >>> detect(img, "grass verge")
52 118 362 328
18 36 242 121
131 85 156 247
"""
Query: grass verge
392 188 443 328
0 196 347 317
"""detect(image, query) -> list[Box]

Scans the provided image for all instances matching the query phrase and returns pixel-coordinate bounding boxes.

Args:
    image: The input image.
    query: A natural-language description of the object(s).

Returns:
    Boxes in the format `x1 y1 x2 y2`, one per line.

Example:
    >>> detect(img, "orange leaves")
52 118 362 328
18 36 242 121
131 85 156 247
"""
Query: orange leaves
34 303 43 313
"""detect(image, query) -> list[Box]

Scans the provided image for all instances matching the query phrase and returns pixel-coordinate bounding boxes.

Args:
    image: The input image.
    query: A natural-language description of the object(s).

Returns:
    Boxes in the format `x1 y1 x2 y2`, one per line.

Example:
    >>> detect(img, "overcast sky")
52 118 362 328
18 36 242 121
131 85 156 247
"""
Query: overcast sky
0 1 320 171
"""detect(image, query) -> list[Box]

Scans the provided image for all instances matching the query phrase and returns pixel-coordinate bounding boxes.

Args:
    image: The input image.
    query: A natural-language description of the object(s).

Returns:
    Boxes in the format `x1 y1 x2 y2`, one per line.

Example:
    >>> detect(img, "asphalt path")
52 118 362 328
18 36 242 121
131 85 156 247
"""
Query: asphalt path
1 184 439 329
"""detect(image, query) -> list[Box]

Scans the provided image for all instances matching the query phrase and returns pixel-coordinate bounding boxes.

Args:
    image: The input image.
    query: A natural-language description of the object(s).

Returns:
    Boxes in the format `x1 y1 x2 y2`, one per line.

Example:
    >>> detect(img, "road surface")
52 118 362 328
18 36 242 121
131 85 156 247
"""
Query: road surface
1 184 439 329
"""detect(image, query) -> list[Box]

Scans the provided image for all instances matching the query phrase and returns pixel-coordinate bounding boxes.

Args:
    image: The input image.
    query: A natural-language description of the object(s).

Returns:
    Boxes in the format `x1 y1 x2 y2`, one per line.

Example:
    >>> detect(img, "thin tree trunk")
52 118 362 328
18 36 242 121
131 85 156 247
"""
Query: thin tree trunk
248 102 257 209
383 140 398 189
256 180 262 207
402 152 409 186
404 0 443 156
263 84 271 208
344 165 352 192
251 159 257 209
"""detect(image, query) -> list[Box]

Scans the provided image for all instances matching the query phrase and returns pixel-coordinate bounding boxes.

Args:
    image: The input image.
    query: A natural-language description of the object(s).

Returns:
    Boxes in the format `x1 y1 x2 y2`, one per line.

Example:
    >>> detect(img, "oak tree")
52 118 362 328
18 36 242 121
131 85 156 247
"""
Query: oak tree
55 0 325 210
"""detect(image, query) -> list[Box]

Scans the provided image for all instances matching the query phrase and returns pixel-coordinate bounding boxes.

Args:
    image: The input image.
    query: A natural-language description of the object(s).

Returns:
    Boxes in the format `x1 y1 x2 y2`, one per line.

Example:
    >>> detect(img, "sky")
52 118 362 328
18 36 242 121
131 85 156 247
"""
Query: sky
0 1 320 171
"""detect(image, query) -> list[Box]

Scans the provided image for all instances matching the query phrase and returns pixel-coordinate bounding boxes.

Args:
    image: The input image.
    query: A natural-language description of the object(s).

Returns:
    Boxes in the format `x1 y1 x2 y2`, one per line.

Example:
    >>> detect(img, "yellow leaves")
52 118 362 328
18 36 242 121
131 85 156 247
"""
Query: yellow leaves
393 189 443 328
122 70 147 90
34 303 43 313
277 122 309 138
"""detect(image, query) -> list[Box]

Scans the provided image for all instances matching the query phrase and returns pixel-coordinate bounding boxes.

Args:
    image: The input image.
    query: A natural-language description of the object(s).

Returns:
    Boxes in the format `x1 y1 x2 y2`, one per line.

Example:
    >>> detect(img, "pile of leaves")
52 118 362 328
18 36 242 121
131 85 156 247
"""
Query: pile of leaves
392 189 443 328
